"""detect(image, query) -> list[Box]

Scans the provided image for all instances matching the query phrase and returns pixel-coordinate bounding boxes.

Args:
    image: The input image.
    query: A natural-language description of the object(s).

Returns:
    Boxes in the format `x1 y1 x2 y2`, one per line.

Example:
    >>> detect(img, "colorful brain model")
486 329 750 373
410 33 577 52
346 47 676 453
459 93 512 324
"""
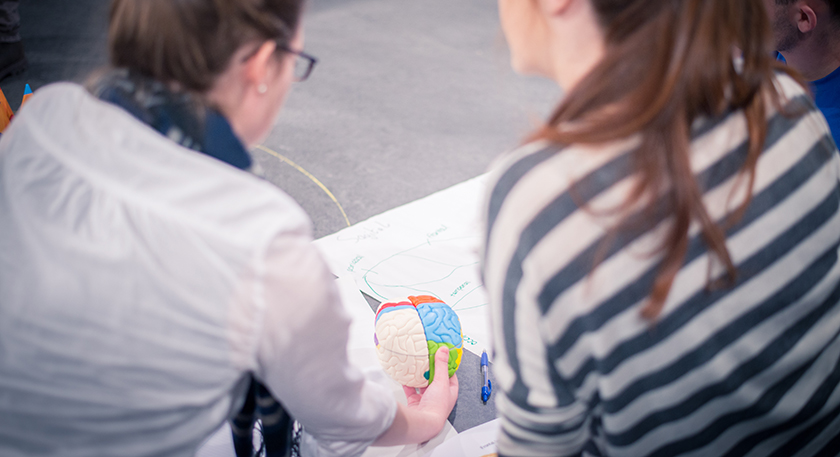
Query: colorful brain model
374 295 463 388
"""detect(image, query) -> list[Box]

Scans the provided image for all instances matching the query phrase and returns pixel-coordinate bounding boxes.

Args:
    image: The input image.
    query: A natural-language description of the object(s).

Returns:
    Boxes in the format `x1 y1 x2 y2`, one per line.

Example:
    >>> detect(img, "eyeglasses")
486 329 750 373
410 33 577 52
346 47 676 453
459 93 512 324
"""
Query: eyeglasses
280 46 318 82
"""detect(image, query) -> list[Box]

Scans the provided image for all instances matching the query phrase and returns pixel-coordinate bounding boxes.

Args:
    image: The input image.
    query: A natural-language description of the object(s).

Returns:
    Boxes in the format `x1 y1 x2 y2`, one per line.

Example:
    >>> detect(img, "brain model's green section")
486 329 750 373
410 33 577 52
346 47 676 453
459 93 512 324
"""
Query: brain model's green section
423 341 463 381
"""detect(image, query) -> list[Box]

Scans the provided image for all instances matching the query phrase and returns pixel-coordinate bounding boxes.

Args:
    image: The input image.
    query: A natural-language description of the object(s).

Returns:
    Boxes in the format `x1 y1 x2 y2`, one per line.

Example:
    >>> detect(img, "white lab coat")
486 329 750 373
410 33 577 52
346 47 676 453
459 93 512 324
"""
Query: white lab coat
0 83 395 457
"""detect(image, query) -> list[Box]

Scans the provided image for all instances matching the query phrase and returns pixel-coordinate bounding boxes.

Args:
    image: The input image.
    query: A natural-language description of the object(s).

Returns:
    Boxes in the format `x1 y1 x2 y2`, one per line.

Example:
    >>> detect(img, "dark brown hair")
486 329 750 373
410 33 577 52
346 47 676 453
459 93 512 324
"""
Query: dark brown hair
108 0 305 93
532 0 801 319
823 0 840 21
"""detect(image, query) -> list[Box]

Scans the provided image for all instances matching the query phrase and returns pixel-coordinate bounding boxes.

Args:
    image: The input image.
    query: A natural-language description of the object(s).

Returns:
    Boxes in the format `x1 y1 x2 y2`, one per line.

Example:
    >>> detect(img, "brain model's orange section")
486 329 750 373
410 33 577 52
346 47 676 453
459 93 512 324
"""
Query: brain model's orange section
408 295 442 305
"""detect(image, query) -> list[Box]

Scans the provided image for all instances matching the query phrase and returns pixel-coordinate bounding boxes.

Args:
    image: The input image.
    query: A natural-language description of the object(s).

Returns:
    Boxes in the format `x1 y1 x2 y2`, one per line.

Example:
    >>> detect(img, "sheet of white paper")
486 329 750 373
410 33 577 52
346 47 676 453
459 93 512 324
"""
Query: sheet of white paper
361 419 459 457
315 175 490 356
336 276 377 351
424 419 499 457
335 275 391 373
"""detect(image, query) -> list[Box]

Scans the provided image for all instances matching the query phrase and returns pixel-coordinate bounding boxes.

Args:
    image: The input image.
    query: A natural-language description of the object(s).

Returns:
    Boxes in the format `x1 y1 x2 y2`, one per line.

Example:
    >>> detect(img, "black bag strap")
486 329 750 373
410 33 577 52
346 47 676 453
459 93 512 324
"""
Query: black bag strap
231 375 296 457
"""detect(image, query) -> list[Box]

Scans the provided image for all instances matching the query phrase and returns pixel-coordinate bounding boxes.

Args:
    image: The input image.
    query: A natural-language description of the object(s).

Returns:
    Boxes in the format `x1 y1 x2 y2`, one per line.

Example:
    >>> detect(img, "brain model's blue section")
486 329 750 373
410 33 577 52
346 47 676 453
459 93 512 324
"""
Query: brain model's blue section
416 302 462 348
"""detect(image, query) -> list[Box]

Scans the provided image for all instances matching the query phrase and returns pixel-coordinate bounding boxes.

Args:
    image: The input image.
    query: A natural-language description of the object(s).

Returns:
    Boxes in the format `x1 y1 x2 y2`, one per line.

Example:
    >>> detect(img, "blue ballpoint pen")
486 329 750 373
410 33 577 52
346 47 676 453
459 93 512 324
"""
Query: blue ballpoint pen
480 350 492 403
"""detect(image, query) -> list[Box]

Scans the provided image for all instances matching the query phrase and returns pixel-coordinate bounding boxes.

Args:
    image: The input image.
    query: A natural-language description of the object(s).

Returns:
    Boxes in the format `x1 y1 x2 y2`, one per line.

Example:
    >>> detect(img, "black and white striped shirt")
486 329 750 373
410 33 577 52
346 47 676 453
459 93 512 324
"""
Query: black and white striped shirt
482 75 840 457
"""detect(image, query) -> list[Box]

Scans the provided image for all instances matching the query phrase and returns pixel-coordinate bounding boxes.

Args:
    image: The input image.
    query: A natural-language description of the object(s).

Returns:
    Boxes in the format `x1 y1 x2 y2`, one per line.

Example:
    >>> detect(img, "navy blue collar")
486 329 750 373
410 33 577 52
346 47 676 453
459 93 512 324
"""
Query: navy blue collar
91 69 252 171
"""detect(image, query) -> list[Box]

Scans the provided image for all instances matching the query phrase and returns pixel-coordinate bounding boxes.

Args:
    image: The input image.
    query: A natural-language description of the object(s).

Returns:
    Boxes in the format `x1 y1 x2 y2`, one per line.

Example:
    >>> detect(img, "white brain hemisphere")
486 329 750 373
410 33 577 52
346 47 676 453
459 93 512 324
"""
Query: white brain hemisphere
374 306 430 387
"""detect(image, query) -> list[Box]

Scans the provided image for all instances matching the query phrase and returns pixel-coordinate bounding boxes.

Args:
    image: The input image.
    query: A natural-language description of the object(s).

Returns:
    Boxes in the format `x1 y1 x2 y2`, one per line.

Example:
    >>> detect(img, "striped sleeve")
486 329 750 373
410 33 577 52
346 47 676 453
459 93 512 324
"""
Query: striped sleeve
482 75 840 457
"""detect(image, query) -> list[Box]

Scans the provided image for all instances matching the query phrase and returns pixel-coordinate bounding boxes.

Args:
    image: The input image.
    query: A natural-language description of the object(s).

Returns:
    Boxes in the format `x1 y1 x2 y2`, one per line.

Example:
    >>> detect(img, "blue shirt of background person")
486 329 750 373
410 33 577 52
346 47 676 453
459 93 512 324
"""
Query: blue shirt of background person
777 51 840 144
814 65 840 142
766 0 840 144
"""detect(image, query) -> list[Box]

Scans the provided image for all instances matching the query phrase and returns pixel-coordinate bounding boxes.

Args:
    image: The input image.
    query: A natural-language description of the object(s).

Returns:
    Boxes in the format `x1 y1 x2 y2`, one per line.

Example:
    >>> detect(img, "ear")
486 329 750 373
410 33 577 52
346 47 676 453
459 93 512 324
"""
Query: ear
795 4 818 33
242 40 278 91
541 0 574 16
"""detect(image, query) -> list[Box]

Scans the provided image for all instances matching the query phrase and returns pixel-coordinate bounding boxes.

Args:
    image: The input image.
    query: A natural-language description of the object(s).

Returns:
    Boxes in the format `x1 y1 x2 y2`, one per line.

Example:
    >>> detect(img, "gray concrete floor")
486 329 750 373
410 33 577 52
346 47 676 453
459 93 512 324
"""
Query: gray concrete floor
2 0 560 238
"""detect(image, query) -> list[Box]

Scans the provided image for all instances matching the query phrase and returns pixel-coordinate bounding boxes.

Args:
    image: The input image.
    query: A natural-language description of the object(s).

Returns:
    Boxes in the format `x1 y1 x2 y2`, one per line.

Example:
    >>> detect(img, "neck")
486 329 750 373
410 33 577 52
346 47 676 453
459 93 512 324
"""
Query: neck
547 0 605 90
781 26 840 81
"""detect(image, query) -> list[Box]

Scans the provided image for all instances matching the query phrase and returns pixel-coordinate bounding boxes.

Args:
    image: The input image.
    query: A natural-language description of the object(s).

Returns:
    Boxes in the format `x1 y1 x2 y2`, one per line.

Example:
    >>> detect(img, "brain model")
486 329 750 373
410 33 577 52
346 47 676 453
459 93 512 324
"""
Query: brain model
374 295 463 388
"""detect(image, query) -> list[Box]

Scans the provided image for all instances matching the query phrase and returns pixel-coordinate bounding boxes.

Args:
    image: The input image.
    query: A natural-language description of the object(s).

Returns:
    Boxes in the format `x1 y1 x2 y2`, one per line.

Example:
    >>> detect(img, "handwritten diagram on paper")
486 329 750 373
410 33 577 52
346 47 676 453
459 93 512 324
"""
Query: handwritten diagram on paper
315 175 491 355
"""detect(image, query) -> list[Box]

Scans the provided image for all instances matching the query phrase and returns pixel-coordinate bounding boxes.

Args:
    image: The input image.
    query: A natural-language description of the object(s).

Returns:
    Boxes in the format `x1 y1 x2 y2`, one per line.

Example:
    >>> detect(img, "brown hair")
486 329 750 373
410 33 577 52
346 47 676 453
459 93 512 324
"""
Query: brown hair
532 0 801 319
823 0 840 22
108 0 305 93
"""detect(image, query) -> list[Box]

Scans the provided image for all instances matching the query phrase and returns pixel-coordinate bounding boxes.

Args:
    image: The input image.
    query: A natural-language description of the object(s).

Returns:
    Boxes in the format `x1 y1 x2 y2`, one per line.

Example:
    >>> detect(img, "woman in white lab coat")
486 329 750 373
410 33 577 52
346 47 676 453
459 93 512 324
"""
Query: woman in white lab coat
0 1 457 455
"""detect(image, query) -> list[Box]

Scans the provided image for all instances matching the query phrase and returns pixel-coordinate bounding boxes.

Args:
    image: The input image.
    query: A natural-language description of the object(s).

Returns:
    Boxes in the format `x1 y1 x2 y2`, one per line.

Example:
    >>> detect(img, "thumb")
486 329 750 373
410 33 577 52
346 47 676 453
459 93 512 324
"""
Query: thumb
432 346 451 384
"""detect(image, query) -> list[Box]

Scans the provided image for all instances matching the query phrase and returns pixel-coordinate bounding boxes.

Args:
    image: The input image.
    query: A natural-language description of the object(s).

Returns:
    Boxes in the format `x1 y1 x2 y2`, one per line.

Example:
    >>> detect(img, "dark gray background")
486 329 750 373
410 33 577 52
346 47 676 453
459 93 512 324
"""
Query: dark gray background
2 0 562 434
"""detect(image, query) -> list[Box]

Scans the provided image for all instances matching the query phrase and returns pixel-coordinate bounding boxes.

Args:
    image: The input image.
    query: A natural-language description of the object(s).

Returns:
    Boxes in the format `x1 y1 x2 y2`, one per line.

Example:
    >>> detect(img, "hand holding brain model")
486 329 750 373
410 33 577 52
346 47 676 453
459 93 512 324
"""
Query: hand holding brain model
374 295 463 388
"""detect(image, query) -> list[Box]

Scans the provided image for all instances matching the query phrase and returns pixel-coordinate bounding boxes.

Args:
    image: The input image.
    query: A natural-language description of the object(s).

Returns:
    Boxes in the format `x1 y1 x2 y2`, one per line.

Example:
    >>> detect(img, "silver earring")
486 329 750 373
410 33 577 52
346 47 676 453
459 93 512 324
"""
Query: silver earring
257 83 268 94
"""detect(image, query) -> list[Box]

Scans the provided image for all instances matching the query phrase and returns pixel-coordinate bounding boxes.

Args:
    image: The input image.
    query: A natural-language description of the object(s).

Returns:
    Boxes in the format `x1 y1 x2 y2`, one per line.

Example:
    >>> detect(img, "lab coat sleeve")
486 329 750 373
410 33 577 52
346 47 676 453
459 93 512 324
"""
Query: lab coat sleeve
254 229 397 457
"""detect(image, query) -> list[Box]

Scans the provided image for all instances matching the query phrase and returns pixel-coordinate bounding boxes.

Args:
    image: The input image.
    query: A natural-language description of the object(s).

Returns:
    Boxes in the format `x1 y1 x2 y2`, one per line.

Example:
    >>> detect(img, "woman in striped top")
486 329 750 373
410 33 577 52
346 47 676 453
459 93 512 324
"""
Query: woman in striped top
483 0 840 456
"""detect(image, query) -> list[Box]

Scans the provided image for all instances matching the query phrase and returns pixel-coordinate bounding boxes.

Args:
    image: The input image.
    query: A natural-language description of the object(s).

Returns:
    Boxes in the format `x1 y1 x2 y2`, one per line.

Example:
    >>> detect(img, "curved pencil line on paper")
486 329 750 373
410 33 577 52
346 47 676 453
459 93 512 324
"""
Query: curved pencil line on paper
365 262 479 290
361 241 479 300
362 240 440 299
255 144 351 227
367 283 440 298
361 239 479 279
